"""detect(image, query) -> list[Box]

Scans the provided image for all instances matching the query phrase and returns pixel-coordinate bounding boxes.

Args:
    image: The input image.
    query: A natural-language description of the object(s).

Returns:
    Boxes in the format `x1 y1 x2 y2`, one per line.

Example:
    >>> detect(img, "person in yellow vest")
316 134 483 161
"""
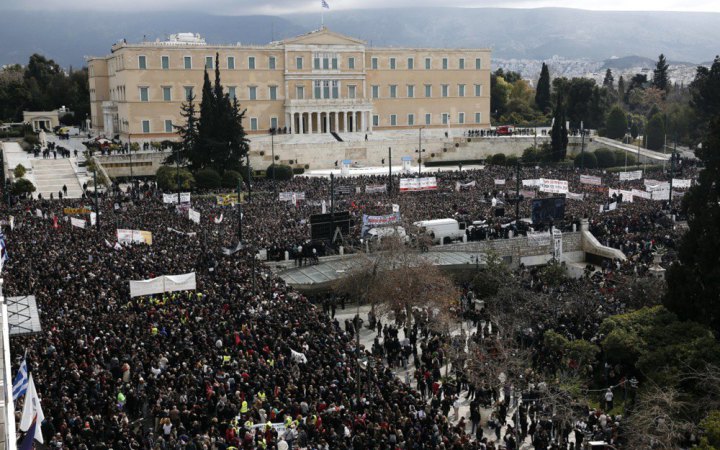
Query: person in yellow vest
244 418 254 429
240 400 249 414
258 391 266 403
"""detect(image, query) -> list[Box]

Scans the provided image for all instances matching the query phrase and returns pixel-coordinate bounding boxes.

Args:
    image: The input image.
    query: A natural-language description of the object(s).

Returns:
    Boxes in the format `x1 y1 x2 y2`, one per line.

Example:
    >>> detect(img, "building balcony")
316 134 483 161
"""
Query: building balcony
284 98 372 110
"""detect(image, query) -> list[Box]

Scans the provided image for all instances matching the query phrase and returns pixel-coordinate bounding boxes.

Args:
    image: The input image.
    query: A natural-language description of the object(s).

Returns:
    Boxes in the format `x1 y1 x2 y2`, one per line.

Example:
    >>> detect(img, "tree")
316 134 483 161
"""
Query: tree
11 178 35 197
618 75 626 103
170 94 198 167
13 164 26 179
665 117 720 334
221 170 242 188
573 151 597 169
156 165 194 191
266 164 293 181
690 56 720 140
194 168 222 189
653 53 670 93
645 113 666 151
490 153 506 165
594 148 616 168
491 71 512 120
606 105 628 139
535 62 551 112
550 93 568 161
603 68 615 89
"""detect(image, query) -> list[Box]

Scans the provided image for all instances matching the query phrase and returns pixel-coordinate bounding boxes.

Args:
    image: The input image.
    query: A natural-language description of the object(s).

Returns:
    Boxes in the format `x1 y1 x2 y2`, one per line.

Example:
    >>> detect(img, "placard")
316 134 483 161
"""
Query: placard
399 177 437 192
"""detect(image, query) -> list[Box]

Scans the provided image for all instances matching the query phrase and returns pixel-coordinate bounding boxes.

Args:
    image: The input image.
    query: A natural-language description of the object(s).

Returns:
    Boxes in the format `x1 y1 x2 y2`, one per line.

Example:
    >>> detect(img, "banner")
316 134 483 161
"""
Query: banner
539 179 569 194
619 170 643 181
167 227 197 237
399 177 437 192
163 192 191 204
672 179 692 189
35 209 42 218
579 175 602 186
527 231 552 246
365 184 387 194
652 189 670 201
70 217 85 229
619 190 634 203
361 212 401 236
63 207 91 215
392 204 400 213
333 186 353 195
90 212 96 226
216 193 245 206
279 192 306 202
494 179 506 185
117 229 153 245
129 272 196 298
214 213 223 224
632 189 652 200
520 189 536 199
522 179 541 187
566 192 584 200
188 208 200 224
455 180 476 191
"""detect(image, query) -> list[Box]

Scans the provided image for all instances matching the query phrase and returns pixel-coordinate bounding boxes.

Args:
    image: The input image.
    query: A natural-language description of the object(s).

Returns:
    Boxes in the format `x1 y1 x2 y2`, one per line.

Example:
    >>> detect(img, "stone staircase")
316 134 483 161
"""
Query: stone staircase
31 158 84 199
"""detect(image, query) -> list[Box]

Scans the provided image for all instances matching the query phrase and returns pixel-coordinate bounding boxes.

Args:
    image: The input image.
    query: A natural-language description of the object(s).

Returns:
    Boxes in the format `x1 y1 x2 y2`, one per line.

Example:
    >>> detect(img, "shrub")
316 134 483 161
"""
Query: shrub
605 105 628 139
12 178 35 196
292 168 305 175
13 164 26 179
194 168 222 189
156 165 194 191
23 134 39 147
221 170 242 189
505 155 519 167
594 148 616 168
645 113 666 151
490 153 506 165
522 147 539 164
266 164 293 181
574 152 598 169
612 150 637 167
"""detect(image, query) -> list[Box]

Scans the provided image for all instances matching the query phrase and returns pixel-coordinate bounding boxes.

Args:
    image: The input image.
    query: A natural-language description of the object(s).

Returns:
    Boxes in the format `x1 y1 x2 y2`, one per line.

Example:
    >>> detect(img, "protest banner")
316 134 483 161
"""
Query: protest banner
618 170 643 181
494 179 506 185
579 175 602 186
63 207 92 215
70 217 85 229
188 208 200 224
117 229 153 245
365 184 387 194
399 177 437 192
361 212 401 235
279 192 306 202
539 179 569 194
672 179 692 189
522 179 541 187
129 272 196 298
216 193 244 206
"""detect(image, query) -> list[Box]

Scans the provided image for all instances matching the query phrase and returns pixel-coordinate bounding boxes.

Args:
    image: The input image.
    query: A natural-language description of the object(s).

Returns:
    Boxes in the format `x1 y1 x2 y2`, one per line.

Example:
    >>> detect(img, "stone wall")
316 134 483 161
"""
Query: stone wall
95 151 171 178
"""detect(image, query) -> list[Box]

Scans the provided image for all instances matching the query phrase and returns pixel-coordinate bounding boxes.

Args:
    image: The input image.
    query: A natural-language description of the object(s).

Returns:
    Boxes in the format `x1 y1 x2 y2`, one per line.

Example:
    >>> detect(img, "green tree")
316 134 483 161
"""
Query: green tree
266 164 293 181
156 165 194 191
618 75 626 103
169 93 197 167
697 411 720 449
645 113 666 151
535 62 551 112
574 151 597 169
491 70 512 120
653 53 670 92
690 56 720 141
550 93 568 161
594 148 616 168
195 168 222 189
606 105 628 139
13 164 26 178
11 178 35 197
603 68 614 89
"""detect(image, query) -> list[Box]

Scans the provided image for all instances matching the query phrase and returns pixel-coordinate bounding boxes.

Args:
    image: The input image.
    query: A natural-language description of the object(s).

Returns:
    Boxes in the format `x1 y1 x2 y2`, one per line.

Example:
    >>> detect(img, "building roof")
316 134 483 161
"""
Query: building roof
280 27 366 46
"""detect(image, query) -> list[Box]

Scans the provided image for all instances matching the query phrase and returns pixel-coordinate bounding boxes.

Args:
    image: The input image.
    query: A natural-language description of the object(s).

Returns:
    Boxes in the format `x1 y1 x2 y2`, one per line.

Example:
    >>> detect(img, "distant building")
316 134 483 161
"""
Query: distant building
23 106 73 132
87 27 491 140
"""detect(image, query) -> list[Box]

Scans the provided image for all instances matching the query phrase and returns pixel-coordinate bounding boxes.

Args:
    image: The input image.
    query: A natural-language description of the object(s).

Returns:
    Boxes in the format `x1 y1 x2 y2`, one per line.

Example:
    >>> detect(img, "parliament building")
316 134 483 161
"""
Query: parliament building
88 27 491 140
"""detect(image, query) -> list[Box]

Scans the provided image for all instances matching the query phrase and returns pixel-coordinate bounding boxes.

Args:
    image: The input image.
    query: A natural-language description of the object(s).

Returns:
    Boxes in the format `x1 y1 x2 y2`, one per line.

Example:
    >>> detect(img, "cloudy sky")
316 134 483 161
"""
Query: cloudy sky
3 0 720 13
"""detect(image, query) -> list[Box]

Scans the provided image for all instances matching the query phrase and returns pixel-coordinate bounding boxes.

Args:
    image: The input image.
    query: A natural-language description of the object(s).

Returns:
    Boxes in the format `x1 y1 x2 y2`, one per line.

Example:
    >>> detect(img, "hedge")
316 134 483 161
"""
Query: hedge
195 168 222 189
266 164 293 181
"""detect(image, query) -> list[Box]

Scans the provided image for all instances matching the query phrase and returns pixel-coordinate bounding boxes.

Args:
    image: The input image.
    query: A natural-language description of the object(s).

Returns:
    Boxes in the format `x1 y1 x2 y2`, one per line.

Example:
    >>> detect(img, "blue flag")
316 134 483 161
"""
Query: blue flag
12 357 28 401
321 0 329 9
18 415 36 450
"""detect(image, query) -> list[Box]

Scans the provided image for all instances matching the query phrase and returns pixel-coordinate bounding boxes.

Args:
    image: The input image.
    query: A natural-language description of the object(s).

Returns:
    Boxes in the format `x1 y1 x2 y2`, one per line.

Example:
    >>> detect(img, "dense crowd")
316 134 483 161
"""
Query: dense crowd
3 158 697 449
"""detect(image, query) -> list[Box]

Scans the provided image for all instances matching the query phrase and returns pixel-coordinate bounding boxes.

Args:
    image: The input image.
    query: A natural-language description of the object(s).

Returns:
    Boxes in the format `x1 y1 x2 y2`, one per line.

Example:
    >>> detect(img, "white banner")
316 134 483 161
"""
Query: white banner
652 189 670 201
494 179 506 185
162 192 191 204
35 209 42 218
619 170 643 181
566 192 584 200
672 179 692 189
539 178 569 194
392 204 400 213
579 175 602 186
399 177 437 192
522 179 541 187
632 189 652 200
645 181 670 192
527 231 552 246
520 189 536 199
279 192 306 201
129 272 197 298
117 229 153 245
455 180 476 191
619 190 634 203
365 184 387 194
188 208 200 224
90 212 97 226
70 217 85 229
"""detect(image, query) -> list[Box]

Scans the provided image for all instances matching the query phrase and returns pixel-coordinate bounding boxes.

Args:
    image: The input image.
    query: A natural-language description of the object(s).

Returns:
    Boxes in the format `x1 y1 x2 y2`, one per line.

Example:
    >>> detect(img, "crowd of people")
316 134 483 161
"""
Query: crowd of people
2 155 698 449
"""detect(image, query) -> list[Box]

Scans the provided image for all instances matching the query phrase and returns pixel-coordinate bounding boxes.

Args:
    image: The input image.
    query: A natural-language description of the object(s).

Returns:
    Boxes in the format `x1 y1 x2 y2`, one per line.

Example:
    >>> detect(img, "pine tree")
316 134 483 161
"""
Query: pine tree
603 69 614 89
605 105 628 139
618 76 625 102
193 70 216 171
653 53 670 92
535 63 551 112
169 94 198 165
550 93 568 161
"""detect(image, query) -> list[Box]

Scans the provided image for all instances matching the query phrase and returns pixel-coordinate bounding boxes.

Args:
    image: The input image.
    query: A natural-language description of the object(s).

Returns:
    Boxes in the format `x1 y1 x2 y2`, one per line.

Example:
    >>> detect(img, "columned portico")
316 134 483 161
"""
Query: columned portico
285 99 373 135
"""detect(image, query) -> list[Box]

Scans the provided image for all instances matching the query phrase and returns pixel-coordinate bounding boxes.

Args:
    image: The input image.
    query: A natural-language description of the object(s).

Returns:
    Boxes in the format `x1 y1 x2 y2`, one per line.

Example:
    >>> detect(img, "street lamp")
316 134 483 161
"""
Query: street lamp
270 128 276 194
417 126 426 175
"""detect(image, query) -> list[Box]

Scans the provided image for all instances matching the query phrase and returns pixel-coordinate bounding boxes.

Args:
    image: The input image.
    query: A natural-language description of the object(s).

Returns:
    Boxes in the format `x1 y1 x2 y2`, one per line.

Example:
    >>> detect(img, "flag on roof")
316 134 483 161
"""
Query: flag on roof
12 356 28 401
321 0 330 9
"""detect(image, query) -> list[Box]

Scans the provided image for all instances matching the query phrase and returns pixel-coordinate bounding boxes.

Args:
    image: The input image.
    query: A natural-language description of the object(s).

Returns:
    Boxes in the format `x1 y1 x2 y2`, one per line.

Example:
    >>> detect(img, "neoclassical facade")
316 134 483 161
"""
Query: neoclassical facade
88 28 491 140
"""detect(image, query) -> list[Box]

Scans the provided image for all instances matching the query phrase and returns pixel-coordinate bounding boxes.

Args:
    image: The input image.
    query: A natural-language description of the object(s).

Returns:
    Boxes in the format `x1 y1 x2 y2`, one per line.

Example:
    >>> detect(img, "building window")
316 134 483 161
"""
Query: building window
425 57 431 70
425 85 432 98
459 58 465 69
373 115 379 127
407 57 414 69
441 84 449 97
389 85 397 98
227 56 235 70
458 84 466 97
184 56 192 69
425 113 431 125
442 113 449 125
314 56 320 70
475 84 483 97
296 57 303 69
390 114 397 126
205 56 213 69
371 57 378 69
228 86 236 100
408 114 415 126
475 112 482 124
162 86 171 102
331 81 339 99
248 56 256 69
142 120 150 133
184 86 194 100
407 85 415 98
139 87 149 102
475 57 482 69
296 85 305 100
269 56 276 69
372 85 379 99
323 57 329 70
161 56 169 70
458 112 465 124
323 80 330 99
314 81 321 99
442 58 448 70
348 57 355 69
165 119 173 133
348 85 356 99
332 57 338 70
138 55 147 69
250 118 258 131
390 58 396 70
271 117 278 130
269 86 278 100
249 86 257 100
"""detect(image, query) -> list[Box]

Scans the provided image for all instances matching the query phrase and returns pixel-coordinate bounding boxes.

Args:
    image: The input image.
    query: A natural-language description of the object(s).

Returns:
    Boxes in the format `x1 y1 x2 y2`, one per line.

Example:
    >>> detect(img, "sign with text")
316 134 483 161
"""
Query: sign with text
618 170 643 181
539 179 569 194
399 177 437 192
279 192 306 202
579 175 602 186
365 184 387 194
162 192 191 204
117 229 153 245
216 193 245 206
63 207 91 215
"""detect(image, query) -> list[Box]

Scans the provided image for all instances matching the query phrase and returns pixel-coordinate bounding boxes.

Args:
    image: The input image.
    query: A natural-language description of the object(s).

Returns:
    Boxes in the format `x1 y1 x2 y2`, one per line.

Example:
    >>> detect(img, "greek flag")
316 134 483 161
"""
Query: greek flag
13 357 28 401
0 231 6 272
321 0 330 9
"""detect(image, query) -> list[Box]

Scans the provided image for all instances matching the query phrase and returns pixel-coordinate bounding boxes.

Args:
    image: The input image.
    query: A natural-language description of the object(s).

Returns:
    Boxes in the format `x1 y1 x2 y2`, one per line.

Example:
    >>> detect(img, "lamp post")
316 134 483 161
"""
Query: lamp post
93 167 100 232
271 128 276 194
417 126 425 175
245 152 252 202
580 121 585 170
237 179 243 243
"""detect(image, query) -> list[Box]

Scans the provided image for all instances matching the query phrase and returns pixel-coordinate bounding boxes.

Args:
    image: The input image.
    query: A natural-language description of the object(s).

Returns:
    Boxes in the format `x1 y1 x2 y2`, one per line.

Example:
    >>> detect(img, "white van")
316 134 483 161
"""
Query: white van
413 218 466 244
